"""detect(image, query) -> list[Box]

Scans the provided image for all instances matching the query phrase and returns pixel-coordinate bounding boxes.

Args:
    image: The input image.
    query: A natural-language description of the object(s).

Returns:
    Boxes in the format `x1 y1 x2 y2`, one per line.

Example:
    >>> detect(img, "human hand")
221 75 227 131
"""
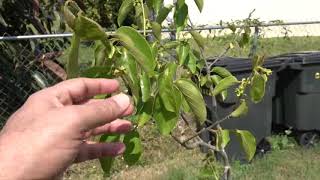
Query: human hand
0 78 133 179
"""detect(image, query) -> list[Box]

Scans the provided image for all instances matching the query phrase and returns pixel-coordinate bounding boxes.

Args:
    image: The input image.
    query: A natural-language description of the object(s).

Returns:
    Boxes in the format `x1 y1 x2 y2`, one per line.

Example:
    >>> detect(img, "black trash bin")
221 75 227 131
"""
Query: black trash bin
201 57 286 161
274 52 320 147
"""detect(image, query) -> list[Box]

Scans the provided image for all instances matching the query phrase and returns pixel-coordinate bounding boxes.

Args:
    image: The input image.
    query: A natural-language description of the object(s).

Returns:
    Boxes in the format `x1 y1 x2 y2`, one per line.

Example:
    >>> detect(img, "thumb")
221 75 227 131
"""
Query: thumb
65 93 133 129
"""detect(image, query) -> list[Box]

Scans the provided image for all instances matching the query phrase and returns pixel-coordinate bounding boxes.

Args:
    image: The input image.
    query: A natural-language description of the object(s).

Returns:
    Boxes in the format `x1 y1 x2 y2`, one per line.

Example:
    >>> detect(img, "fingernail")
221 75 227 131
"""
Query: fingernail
112 93 130 112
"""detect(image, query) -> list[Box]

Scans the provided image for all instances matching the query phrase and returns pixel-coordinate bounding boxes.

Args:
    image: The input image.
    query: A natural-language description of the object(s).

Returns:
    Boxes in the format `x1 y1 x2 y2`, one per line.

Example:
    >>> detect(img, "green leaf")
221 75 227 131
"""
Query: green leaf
123 50 139 84
99 134 120 175
81 66 113 78
122 50 140 103
194 0 204 12
250 73 266 103
178 43 190 65
115 26 155 75
154 95 179 135
200 76 208 87
118 0 134 26
146 0 153 8
153 0 164 14
239 32 250 48
123 131 143 166
151 42 159 60
174 3 188 33
227 23 237 33
190 31 205 49
231 100 248 118
175 79 207 124
102 39 116 59
151 22 162 40
177 0 186 8
159 63 178 112
173 86 183 112
181 96 191 112
212 76 239 96
163 41 180 49
186 50 197 74
138 97 154 127
211 75 221 85
196 58 206 70
216 129 230 150
140 72 151 102
234 130 256 161
67 35 80 79
211 67 233 78
252 55 265 70
74 15 106 40
94 43 106 66
63 5 76 29
211 75 228 101
156 5 174 24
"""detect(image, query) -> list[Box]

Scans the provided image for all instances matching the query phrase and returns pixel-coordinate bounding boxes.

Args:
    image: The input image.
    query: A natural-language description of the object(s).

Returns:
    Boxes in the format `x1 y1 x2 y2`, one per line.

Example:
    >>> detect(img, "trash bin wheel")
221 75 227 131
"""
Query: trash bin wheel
255 138 272 157
297 132 319 147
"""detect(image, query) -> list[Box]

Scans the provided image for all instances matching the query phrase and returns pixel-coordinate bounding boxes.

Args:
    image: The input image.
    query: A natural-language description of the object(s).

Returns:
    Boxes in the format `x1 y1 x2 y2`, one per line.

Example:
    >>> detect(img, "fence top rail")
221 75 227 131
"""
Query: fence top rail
1 21 320 41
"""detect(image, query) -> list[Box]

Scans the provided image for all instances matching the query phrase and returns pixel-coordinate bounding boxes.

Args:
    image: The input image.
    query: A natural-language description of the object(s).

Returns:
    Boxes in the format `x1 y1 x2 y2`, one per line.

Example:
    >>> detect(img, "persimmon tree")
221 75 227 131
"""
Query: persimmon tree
63 0 270 179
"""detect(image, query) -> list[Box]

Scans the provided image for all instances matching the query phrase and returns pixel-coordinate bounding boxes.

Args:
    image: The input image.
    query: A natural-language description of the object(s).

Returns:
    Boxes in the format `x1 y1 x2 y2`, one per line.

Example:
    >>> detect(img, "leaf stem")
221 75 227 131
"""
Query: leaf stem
140 0 146 36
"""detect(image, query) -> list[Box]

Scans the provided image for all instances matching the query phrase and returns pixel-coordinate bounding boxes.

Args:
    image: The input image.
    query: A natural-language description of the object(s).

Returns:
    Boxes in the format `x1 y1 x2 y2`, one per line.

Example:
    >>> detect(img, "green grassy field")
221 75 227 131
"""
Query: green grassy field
62 36 320 180
203 36 320 58
63 133 320 180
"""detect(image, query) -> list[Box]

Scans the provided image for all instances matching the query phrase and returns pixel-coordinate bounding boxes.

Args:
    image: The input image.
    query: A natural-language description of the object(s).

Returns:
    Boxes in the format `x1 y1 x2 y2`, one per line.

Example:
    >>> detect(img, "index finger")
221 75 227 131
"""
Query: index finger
49 78 119 105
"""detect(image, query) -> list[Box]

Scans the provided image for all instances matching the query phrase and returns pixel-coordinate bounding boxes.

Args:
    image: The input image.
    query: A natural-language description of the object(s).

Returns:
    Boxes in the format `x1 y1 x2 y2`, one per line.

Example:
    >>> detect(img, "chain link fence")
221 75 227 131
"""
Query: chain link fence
1 21 320 127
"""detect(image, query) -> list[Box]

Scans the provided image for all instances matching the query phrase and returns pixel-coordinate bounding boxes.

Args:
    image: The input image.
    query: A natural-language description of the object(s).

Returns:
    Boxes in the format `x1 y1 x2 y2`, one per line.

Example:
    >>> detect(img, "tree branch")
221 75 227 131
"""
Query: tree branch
208 46 231 69
170 133 200 150
181 115 231 144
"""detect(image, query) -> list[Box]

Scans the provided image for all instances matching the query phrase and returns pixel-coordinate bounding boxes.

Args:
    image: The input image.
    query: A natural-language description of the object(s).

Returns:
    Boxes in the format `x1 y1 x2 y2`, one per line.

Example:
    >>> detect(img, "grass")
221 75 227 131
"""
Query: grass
57 36 320 66
231 146 320 180
202 36 320 58
61 36 320 180
63 134 320 180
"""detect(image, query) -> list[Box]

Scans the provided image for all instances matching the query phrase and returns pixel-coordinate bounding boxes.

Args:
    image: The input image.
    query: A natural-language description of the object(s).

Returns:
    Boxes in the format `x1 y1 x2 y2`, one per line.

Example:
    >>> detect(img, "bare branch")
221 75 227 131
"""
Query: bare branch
181 113 191 128
217 150 231 180
198 141 217 151
181 115 231 144
170 133 200 150
208 46 231 69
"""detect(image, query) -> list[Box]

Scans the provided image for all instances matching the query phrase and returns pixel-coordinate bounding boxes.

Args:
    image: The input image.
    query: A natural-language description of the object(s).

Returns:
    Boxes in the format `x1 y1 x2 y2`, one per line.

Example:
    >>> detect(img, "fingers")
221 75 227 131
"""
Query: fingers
74 141 125 163
49 78 120 105
88 120 132 137
80 99 135 116
66 93 134 129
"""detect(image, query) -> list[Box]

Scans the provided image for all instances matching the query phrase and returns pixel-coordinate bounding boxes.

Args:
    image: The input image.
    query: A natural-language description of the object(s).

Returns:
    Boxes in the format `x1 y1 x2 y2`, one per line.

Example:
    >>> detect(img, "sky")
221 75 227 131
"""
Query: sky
164 0 320 25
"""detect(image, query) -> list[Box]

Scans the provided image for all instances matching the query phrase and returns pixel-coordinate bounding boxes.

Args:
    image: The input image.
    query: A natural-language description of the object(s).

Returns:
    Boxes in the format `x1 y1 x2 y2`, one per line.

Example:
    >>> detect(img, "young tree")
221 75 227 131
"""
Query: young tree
63 0 270 179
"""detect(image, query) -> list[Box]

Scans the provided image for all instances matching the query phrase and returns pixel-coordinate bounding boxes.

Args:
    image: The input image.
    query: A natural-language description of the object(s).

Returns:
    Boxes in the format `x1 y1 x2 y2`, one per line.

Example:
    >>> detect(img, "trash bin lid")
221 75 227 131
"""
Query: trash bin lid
276 51 320 65
207 56 287 73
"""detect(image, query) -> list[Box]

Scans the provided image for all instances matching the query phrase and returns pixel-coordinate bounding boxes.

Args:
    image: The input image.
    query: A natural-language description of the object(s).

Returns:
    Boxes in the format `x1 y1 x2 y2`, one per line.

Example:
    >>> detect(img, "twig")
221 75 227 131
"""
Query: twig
171 133 217 151
140 0 146 36
181 115 230 144
188 17 232 180
218 149 231 180
170 133 200 150
181 113 191 127
208 46 231 69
